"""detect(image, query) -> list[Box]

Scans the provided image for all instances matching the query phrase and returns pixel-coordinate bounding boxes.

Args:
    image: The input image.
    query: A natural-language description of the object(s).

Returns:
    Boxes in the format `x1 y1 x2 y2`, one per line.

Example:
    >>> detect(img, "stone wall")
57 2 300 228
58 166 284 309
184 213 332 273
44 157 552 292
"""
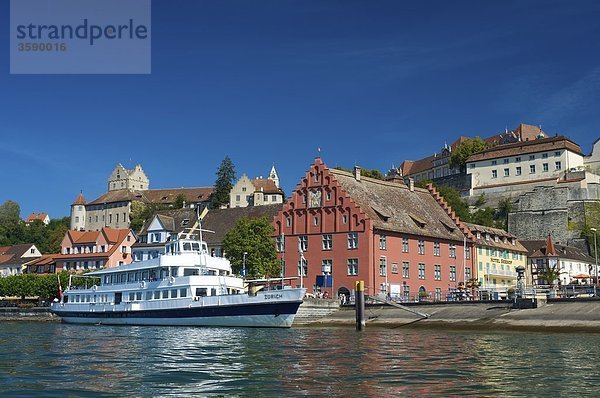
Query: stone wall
508 184 600 250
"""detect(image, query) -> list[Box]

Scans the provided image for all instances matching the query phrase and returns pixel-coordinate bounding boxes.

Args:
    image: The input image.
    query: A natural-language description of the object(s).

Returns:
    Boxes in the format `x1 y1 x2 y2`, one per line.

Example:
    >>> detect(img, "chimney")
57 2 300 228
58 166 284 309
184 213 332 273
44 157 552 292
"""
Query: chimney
408 178 414 192
353 166 361 181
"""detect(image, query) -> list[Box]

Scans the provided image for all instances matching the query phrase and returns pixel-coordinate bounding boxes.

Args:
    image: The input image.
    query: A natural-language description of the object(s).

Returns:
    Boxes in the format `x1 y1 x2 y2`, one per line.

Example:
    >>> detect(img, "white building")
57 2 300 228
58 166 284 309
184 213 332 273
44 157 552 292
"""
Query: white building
466 135 586 196
229 165 284 208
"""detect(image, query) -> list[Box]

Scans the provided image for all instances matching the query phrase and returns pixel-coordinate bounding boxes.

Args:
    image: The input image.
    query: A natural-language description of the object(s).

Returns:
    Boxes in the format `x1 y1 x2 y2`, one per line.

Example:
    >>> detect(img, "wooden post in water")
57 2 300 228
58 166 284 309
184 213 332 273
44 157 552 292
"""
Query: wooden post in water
355 280 365 331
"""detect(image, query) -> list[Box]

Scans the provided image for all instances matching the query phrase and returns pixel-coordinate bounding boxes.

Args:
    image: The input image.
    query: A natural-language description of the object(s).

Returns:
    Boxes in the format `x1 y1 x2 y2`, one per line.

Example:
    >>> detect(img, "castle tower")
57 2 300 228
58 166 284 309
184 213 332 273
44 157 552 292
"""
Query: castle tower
268 164 280 188
70 193 87 231
108 163 149 191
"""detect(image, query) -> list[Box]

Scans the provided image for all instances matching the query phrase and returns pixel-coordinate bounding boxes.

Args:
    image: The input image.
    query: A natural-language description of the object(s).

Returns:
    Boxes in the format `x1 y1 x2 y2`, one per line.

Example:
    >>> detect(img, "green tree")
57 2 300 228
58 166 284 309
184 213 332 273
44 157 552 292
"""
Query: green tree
436 185 471 222
470 207 496 227
448 137 490 172
0 200 21 225
222 216 279 279
361 169 384 180
496 197 514 230
174 194 186 209
210 156 236 209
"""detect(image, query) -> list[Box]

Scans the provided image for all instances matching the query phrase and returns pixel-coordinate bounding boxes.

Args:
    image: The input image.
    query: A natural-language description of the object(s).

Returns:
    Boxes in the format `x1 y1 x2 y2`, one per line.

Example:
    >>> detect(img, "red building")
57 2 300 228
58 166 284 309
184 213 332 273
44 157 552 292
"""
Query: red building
273 158 475 302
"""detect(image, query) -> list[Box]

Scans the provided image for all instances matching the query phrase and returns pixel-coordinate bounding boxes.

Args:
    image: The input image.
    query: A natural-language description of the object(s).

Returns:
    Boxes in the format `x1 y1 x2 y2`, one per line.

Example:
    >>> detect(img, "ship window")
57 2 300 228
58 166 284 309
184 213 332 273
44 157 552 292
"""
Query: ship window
114 292 122 305
180 288 187 297
146 291 152 300
142 271 149 281
172 268 178 277
128 273 134 283
162 290 169 299
192 243 200 251
183 268 199 276
104 275 110 284
136 292 142 301
75 295 80 303
134 272 140 282
153 291 160 300
85 295 90 303
63 295 69 303
129 293 135 301
211 288 217 296
171 289 178 298
183 242 192 251
196 288 207 297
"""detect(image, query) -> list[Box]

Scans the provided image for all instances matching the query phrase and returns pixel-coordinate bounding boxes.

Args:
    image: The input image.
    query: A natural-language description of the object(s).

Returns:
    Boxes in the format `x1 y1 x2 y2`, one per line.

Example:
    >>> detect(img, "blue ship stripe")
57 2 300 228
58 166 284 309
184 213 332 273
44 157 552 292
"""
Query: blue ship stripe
54 301 301 319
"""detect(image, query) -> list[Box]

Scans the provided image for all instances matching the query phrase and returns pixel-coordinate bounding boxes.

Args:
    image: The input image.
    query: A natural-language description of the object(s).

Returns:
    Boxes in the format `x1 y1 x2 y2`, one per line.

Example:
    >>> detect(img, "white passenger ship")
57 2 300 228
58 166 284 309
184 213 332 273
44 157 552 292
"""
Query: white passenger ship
51 237 305 328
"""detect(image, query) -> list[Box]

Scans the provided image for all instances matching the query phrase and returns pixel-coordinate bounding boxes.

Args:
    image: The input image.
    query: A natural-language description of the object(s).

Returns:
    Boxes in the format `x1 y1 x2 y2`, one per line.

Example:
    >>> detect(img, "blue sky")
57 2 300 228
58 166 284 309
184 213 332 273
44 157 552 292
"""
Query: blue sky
1 0 600 218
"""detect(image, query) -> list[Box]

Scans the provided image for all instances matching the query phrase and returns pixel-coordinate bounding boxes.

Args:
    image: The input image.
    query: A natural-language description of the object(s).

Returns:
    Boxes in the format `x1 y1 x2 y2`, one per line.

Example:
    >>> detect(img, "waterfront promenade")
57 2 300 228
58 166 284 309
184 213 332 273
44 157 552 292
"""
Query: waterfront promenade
7 299 600 332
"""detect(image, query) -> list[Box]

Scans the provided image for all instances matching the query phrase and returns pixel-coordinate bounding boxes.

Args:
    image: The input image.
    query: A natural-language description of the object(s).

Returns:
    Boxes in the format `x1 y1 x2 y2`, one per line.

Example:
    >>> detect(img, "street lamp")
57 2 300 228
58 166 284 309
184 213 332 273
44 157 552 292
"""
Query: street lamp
591 228 598 289
242 251 247 279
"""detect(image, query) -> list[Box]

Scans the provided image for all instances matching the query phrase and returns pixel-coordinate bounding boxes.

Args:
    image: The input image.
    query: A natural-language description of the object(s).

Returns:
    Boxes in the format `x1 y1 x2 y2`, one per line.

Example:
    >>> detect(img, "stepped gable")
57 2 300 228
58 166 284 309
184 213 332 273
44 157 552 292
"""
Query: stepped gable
328 166 465 241
425 183 474 241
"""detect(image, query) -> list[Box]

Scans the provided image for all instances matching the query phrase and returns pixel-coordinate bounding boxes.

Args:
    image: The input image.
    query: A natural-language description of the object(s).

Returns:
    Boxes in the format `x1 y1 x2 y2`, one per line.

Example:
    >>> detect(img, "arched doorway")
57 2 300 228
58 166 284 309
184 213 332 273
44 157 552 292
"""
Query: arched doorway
337 287 350 304
419 286 428 302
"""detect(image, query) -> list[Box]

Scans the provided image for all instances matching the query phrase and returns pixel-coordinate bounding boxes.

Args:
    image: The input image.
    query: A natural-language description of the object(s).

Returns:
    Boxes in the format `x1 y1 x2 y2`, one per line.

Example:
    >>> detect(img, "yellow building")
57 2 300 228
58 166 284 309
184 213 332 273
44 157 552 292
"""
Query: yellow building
465 223 528 297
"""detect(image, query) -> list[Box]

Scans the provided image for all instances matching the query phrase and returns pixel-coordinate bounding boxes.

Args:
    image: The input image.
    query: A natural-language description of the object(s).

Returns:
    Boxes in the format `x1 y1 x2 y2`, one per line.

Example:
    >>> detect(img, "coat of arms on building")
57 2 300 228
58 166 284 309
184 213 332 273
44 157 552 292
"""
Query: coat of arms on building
309 189 322 208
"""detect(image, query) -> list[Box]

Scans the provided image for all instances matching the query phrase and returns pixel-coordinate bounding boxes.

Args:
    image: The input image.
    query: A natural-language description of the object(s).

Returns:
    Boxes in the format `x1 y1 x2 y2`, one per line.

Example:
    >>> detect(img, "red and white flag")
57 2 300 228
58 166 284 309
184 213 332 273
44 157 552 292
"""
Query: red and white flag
57 274 63 299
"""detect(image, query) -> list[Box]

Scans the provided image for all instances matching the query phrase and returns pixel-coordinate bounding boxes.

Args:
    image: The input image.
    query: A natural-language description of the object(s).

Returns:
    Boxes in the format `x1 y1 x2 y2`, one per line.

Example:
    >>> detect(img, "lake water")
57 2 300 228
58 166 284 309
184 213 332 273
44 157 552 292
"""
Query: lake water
1 322 599 397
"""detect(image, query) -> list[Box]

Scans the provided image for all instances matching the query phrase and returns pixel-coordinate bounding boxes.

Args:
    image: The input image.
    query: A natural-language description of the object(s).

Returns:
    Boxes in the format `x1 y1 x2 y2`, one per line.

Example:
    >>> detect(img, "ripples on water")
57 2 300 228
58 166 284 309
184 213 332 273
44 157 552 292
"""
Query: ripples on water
1 322 600 397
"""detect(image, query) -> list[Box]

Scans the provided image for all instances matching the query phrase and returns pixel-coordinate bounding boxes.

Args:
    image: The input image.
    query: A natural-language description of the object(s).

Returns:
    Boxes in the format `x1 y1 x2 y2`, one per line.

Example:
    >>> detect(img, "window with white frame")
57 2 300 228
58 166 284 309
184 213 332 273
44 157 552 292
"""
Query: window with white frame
402 237 409 252
347 258 358 275
418 263 425 279
449 243 456 258
402 262 410 278
276 235 285 252
433 242 440 256
418 240 425 255
379 235 387 250
434 264 441 280
297 259 307 276
322 234 333 250
450 266 456 281
298 235 308 251
347 232 358 249
379 257 387 276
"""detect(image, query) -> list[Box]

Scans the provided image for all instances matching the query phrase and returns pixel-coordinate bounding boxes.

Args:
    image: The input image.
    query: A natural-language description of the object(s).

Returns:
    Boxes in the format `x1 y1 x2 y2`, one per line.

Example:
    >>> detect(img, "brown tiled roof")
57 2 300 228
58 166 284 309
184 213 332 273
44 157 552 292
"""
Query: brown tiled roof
466 135 583 163
88 187 214 206
25 254 55 267
203 204 284 246
72 193 86 205
143 187 214 205
66 228 130 245
521 240 594 262
0 244 39 265
463 222 528 253
400 155 434 177
87 189 145 205
138 209 196 236
251 179 282 194
136 205 284 246
329 169 466 241
25 213 48 223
